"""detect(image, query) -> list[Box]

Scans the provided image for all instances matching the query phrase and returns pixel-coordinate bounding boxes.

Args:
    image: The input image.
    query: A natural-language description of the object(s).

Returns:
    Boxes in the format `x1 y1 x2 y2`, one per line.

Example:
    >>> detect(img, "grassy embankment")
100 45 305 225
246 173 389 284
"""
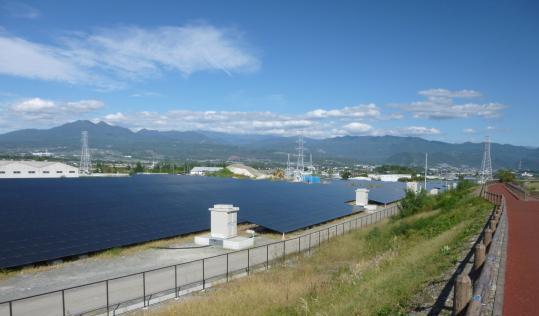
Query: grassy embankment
136 182 491 316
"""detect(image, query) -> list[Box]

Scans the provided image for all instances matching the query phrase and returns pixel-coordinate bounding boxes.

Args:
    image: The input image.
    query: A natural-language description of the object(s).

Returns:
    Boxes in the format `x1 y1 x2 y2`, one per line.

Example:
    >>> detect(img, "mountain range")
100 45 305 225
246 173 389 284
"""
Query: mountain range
0 120 537 169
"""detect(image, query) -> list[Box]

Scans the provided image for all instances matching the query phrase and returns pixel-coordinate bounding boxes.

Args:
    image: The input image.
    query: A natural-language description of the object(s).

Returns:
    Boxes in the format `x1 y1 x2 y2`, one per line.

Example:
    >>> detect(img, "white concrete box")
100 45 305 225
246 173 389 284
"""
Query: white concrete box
209 204 239 239
355 188 369 206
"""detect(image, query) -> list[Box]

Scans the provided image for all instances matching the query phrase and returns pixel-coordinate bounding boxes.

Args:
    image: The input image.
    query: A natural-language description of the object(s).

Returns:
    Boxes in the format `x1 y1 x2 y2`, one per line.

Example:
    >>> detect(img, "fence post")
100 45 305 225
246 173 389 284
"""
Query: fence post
247 248 250 275
226 253 229 282
9 301 12 316
106 280 109 315
453 273 472 315
174 265 178 298
318 230 321 245
283 241 286 265
299 236 301 252
202 259 205 289
309 233 311 255
142 272 146 307
62 290 66 316
484 228 493 247
474 242 486 271
266 244 269 269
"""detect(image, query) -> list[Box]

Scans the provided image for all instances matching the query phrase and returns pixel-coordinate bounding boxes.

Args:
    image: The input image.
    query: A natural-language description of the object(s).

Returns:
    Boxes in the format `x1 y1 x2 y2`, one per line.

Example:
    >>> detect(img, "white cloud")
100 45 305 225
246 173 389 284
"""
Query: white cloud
306 103 380 119
397 89 506 119
0 24 259 89
7 98 105 125
0 36 90 84
463 128 476 134
342 122 373 133
398 126 440 136
104 112 127 122
418 88 482 99
12 98 55 112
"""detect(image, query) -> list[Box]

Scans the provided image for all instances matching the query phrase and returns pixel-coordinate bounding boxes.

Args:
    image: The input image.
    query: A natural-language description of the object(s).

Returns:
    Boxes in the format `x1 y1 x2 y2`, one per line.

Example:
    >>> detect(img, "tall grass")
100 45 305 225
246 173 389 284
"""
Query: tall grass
137 187 491 316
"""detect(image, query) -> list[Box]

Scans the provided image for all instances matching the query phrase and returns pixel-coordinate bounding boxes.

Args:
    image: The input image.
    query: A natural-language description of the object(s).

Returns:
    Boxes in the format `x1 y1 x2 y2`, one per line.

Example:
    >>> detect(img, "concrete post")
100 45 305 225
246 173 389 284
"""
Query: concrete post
453 273 472 315
484 228 492 247
474 242 486 271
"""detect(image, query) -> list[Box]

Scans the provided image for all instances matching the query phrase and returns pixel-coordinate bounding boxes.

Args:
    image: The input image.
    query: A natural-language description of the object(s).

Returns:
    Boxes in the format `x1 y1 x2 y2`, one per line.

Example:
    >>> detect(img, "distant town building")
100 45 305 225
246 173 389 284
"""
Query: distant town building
31 150 53 158
189 166 223 176
368 174 412 182
0 160 79 178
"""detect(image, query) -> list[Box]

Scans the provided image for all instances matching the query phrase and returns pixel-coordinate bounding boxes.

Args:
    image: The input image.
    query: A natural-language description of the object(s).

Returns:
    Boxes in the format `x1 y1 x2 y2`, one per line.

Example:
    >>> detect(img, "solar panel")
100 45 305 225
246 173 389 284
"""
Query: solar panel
0 175 362 268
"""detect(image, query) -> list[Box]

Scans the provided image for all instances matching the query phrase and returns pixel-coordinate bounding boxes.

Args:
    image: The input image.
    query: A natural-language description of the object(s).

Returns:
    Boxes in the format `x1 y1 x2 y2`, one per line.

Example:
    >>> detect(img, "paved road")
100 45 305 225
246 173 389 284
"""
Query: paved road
488 183 539 316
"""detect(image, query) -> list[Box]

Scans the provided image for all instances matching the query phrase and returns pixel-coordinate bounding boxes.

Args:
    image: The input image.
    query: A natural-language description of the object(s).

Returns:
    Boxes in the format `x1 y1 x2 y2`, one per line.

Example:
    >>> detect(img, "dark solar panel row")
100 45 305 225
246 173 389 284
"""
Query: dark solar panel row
0 175 362 268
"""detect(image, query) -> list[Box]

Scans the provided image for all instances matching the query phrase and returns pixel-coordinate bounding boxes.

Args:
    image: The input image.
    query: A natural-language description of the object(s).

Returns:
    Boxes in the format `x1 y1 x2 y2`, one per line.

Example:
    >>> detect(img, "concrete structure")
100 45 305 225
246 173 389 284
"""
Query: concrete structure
209 204 238 239
195 204 254 250
355 188 377 212
189 166 223 176
355 188 369 206
0 160 79 179
406 181 419 193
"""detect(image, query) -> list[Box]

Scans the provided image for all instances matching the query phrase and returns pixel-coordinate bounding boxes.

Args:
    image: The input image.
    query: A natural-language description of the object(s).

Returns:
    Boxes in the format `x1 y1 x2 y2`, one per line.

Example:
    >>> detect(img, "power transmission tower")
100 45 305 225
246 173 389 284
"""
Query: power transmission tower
480 136 493 183
286 153 292 178
296 134 305 171
79 131 91 175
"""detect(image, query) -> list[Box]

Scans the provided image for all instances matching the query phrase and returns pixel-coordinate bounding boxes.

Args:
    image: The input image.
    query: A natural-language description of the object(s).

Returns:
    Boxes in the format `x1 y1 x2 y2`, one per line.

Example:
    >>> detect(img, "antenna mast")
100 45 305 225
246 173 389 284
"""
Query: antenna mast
79 131 91 175
480 136 493 183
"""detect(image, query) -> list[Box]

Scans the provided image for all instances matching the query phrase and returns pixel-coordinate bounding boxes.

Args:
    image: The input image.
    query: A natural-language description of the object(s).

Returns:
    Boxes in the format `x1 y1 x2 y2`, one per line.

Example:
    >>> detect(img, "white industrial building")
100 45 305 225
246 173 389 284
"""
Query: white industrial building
189 166 223 176
0 160 79 179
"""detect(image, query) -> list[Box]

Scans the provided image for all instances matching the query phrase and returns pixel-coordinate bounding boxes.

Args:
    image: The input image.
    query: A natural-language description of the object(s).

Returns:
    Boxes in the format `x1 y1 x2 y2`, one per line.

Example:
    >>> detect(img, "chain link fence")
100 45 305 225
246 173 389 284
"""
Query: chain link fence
0 204 399 316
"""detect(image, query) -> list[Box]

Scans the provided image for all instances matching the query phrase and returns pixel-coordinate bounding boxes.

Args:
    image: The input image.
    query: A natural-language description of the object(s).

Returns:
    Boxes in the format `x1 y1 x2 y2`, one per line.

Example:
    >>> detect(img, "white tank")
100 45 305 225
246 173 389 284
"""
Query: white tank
355 188 369 206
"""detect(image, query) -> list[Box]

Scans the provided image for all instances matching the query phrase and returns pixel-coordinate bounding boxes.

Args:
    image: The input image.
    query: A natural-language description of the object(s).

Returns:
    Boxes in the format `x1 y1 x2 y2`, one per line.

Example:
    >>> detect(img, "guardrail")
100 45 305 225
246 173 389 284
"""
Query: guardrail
453 190 507 315
0 204 400 316
506 182 528 201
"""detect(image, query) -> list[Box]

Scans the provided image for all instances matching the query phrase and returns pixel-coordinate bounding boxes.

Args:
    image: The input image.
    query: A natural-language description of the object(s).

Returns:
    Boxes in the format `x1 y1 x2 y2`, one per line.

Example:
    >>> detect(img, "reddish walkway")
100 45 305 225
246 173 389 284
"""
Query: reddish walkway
488 183 539 315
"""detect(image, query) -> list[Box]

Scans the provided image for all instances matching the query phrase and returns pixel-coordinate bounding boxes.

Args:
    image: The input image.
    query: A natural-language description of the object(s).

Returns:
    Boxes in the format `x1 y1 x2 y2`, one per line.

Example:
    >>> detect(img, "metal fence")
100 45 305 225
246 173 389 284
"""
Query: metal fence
506 182 528 201
0 205 400 316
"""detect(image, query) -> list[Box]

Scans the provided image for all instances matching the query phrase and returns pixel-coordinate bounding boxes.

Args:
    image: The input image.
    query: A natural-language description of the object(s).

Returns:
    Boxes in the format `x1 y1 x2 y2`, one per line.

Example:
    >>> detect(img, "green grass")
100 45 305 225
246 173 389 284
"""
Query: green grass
140 187 491 316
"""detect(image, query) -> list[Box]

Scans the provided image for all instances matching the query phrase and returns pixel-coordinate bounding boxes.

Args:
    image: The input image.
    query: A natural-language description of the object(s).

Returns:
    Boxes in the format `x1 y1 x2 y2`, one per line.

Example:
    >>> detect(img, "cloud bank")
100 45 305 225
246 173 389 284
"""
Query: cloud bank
0 24 259 89
398 88 506 119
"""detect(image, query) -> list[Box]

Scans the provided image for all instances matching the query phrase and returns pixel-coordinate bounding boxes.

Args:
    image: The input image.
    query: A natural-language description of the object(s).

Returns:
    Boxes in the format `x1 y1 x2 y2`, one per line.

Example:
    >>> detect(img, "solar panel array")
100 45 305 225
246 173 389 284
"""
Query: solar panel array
0 175 362 268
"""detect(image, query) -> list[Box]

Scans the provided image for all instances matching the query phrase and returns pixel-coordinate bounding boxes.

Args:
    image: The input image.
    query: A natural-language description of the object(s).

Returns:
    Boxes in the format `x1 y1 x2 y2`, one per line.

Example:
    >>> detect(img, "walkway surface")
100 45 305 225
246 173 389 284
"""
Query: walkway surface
488 183 539 316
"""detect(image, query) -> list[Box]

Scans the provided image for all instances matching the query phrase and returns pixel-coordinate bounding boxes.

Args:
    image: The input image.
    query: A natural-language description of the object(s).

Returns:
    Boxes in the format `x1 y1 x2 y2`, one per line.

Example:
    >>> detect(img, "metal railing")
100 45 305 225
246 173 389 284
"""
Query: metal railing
506 182 528 201
0 205 400 316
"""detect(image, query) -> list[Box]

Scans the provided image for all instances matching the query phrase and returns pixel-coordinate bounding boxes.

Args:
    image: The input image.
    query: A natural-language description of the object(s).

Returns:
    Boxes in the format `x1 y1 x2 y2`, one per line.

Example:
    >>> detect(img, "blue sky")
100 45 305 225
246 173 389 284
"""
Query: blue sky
0 0 538 146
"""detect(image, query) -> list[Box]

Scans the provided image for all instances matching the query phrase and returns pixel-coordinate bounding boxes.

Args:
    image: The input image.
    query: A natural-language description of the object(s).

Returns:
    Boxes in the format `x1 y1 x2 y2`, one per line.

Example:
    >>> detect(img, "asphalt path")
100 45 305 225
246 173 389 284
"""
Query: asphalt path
488 183 539 316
